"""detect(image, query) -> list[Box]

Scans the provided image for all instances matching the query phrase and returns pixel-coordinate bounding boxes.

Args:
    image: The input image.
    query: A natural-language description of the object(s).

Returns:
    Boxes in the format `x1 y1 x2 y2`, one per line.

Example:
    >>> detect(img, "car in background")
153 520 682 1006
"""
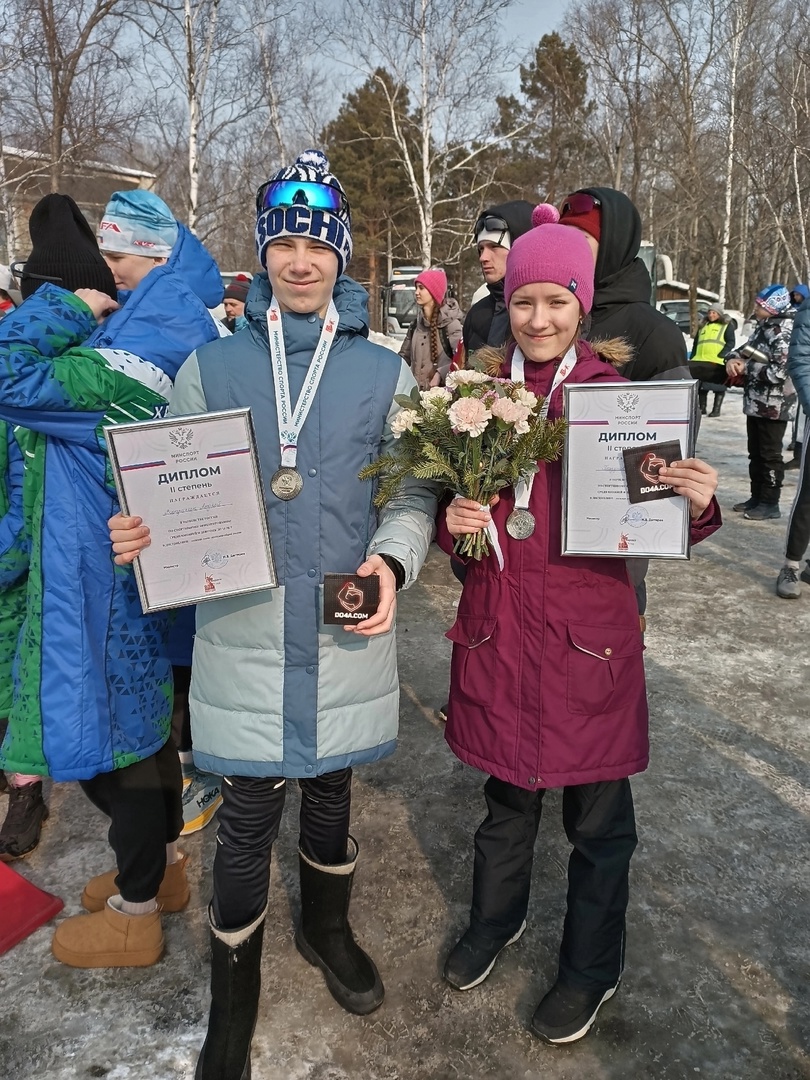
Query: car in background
656 298 749 351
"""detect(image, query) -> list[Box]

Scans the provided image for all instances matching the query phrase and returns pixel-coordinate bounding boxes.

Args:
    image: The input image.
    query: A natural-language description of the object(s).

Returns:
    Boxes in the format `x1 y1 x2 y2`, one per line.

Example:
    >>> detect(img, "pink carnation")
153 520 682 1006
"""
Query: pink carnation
491 398 532 426
448 396 491 437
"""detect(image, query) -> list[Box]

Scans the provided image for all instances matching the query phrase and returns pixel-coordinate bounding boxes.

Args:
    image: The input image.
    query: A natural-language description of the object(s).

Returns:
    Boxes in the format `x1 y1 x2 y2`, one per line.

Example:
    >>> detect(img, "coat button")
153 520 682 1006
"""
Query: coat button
605 647 613 656
528 776 536 785
308 468 317 477
469 636 476 644
308 568 317 577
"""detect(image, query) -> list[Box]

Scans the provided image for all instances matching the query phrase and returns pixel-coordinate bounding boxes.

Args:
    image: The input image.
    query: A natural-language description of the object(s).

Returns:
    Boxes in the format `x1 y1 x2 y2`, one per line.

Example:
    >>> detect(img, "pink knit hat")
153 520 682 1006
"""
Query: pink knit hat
415 268 447 306
504 204 595 313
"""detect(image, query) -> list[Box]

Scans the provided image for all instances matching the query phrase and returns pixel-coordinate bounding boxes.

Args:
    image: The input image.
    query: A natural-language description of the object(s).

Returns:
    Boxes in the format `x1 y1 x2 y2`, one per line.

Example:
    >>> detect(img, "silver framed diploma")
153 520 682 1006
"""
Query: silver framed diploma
106 408 277 612
561 380 697 559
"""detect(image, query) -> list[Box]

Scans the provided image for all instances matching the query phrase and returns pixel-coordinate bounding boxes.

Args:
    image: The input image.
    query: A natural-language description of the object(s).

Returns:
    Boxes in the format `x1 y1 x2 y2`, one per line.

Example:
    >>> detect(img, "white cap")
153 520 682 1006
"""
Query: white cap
476 228 511 250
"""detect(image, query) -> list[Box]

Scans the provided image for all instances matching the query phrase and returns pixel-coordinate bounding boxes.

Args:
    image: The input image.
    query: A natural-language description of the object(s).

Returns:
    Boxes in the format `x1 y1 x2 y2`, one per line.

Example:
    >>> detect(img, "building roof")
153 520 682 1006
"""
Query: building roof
2 145 156 181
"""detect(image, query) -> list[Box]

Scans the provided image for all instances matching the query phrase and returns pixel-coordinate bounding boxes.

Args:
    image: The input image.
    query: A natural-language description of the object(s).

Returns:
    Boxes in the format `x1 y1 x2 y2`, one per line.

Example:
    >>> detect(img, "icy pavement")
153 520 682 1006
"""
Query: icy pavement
1 401 808 1079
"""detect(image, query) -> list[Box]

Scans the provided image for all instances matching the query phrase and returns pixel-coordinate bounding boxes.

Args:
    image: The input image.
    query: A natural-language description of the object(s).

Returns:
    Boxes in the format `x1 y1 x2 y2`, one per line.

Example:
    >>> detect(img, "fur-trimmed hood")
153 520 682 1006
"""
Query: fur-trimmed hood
471 336 633 377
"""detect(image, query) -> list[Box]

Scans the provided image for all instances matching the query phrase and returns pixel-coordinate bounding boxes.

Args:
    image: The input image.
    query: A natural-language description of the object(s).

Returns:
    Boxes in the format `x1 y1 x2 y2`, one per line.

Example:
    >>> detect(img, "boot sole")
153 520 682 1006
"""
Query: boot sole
444 920 527 991
294 930 384 1015
0 805 49 862
181 795 223 836
51 938 165 968
531 984 617 1044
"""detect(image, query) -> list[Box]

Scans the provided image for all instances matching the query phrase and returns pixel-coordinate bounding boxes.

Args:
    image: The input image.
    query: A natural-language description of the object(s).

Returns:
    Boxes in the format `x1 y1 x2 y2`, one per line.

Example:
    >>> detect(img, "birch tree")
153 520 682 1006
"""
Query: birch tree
4 0 138 190
324 0 537 266
132 0 251 232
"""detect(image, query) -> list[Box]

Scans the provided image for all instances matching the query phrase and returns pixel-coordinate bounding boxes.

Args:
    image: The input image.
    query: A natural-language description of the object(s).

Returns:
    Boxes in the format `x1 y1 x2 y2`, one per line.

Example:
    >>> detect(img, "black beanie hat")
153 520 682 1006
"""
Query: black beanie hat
21 194 117 301
223 275 251 304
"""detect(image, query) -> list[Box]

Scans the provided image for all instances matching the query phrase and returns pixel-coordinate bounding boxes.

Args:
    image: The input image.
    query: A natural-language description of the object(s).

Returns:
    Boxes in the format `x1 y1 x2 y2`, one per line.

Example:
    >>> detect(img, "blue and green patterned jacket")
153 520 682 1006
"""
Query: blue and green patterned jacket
0 226 223 780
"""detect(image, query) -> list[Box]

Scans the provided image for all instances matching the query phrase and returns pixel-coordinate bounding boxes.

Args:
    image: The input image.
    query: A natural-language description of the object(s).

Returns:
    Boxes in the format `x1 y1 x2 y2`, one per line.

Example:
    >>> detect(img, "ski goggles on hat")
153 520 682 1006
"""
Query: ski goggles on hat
256 179 347 216
559 193 601 216
474 214 510 240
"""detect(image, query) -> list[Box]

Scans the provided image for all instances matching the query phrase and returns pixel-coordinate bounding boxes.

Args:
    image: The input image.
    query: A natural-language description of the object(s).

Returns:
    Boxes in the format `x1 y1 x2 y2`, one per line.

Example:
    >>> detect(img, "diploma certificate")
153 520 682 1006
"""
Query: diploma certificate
561 380 697 559
106 409 277 612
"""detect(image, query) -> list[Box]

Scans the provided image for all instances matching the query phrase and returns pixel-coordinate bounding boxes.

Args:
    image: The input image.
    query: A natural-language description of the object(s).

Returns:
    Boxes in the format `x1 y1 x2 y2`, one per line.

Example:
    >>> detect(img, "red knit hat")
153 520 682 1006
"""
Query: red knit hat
559 191 602 244
504 204 595 313
415 268 447 306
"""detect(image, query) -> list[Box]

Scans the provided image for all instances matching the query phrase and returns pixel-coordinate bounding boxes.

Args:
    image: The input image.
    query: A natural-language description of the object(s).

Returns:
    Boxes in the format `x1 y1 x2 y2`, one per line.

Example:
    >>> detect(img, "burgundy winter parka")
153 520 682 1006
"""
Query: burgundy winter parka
437 340 721 791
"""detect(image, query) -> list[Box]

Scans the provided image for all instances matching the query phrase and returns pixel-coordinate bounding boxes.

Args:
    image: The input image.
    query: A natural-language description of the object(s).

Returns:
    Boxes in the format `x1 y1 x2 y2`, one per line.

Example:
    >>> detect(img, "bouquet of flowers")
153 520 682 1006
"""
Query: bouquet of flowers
359 368 567 560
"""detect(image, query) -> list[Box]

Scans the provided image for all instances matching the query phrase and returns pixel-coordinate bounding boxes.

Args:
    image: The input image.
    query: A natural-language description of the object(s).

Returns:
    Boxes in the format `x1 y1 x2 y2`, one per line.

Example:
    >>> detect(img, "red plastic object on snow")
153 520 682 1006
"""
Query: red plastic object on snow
0 862 63 954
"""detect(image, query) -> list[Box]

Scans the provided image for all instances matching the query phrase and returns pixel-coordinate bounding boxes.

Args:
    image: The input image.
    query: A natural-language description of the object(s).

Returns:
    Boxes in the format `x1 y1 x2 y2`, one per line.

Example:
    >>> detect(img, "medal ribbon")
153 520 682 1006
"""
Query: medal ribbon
266 297 340 468
476 344 577 571
511 343 577 511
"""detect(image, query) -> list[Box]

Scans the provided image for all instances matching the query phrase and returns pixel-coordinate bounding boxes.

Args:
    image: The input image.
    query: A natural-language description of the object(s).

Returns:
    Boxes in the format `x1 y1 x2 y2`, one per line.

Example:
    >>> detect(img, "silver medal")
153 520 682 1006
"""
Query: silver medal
270 467 304 500
505 508 536 540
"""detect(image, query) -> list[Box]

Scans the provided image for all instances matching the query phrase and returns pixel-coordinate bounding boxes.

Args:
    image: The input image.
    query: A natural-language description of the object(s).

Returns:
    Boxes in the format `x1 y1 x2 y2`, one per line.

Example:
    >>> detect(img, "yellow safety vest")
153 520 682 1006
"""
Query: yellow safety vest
693 321 727 364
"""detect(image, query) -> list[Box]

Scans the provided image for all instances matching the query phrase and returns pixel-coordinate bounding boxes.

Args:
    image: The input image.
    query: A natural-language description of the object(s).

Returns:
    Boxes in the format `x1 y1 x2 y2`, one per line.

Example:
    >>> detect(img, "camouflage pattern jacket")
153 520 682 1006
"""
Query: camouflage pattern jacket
732 315 797 422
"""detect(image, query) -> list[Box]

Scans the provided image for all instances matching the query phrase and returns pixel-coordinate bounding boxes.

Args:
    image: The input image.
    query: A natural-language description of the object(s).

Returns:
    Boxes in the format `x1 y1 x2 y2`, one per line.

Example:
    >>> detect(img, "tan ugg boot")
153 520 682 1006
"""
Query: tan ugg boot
52 902 164 968
81 853 190 913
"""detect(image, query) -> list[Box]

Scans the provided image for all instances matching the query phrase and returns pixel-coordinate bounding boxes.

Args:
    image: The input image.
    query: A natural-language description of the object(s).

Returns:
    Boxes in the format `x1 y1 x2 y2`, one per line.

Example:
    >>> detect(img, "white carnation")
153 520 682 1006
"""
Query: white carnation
420 387 453 408
446 369 491 388
390 408 422 439
513 387 539 410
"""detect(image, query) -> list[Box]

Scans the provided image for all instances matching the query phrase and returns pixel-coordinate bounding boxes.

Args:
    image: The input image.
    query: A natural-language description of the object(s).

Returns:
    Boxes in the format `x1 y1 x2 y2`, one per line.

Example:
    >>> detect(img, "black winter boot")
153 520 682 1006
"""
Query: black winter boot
295 836 384 1015
0 780 49 861
195 907 265 1080
709 394 723 417
698 389 708 415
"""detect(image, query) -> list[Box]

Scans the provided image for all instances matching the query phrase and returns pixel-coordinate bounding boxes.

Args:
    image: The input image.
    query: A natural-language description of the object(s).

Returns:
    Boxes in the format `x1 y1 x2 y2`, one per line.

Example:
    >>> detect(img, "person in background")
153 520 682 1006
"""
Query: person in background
222 274 251 333
437 204 720 1046
789 283 809 309
460 201 535 363
689 303 735 417
775 289 810 597
0 431 33 856
726 284 796 521
785 284 809 469
0 264 21 319
558 187 691 624
0 190 222 966
108 149 438 1079
399 268 463 389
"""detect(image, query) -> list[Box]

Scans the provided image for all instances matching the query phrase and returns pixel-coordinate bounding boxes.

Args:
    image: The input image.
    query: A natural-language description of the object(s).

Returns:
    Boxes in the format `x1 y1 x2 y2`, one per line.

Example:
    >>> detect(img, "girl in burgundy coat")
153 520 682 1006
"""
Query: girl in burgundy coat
438 206 721 1045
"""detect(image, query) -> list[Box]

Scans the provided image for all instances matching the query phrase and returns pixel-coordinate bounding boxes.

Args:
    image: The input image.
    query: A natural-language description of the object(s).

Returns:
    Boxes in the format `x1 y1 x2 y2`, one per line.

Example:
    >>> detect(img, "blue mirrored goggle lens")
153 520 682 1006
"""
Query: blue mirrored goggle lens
257 180 343 214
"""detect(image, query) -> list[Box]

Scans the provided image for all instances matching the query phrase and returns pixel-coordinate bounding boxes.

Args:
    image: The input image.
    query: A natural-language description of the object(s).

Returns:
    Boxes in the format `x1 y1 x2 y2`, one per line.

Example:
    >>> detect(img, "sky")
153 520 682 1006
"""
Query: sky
499 0 565 90
509 0 563 44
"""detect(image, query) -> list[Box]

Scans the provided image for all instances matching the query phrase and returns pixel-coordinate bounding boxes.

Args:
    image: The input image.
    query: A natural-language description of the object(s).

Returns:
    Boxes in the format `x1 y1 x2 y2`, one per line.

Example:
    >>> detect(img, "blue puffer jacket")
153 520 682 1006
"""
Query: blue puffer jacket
0 228 223 781
167 273 438 778
788 297 810 416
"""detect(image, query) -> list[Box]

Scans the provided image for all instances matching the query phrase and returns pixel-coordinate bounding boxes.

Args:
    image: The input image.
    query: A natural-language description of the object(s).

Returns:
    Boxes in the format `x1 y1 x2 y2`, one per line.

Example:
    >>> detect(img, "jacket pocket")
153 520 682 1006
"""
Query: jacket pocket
566 622 644 716
446 615 497 706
